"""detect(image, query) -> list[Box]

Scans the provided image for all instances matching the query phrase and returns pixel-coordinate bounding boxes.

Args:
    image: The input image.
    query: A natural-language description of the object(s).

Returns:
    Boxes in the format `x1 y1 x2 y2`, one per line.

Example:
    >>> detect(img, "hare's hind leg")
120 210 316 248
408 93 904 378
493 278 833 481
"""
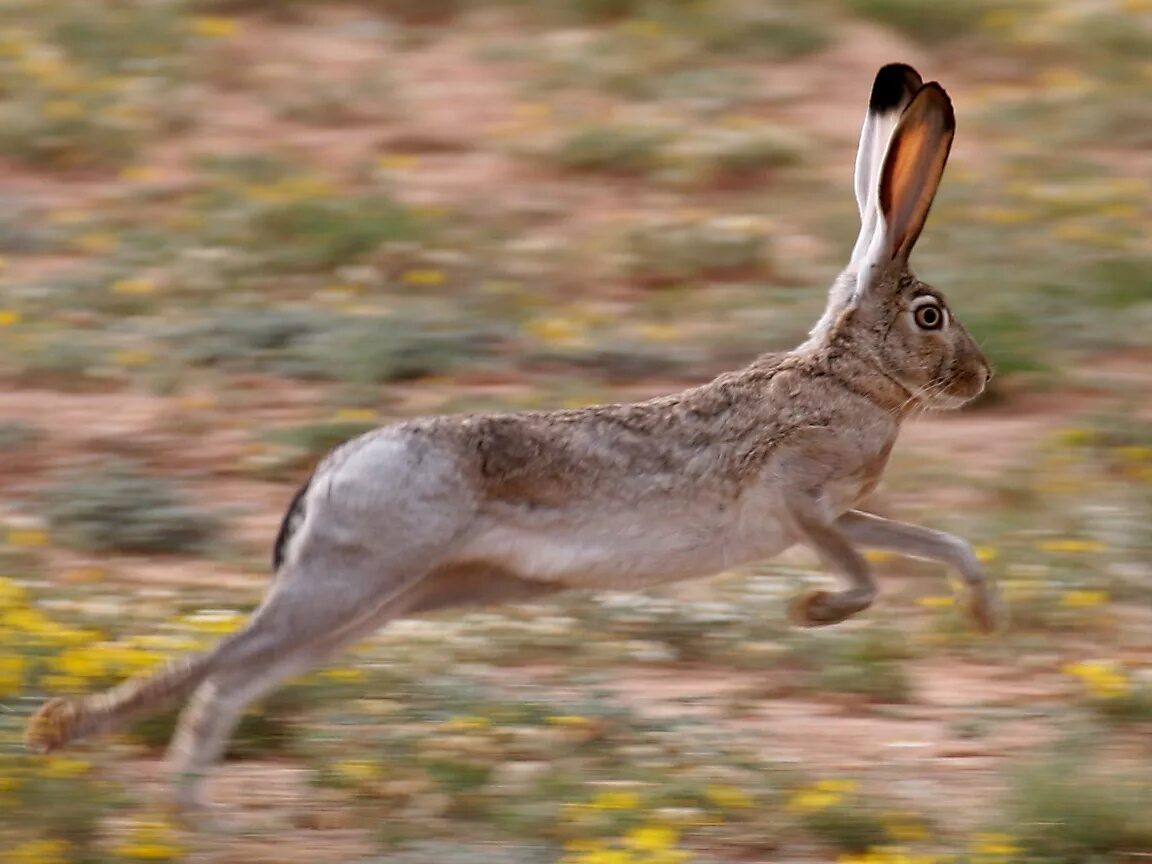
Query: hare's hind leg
836 510 1001 632
167 538 453 810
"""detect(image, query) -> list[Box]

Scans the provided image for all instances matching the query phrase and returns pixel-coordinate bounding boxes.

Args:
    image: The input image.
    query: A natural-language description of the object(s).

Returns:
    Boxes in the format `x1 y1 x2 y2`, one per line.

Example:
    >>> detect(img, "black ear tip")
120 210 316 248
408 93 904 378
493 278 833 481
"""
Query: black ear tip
917 81 956 128
870 63 923 112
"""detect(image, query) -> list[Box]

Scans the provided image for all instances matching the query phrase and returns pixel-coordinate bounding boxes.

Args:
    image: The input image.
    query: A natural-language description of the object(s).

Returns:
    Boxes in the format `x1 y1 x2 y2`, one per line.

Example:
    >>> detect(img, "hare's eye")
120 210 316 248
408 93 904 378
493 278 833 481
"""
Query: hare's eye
912 300 946 330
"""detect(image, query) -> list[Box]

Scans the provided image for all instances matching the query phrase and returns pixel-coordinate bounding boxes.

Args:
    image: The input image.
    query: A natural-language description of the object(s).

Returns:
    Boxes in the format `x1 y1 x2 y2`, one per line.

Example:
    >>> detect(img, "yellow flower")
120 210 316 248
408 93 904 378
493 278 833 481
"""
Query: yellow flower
787 778 857 812
48 208 87 225
974 545 998 563
376 154 419 172
512 101 553 119
1054 427 1097 446
61 566 107 584
73 232 117 254
1 605 57 634
526 316 586 348
111 818 183 861
190 16 239 39
112 349 153 367
917 596 955 608
982 207 1031 225
111 278 157 295
0 309 20 326
548 714 592 728
42 756 92 778
1037 538 1105 554
120 165 159 183
333 408 376 423
637 323 680 342
9 839 72 864
590 789 640 810
1038 67 1091 93
625 824 679 851
0 654 26 697
704 783 754 809
0 576 30 606
883 814 930 842
334 759 382 784
42 99 84 120
1116 445 1152 463
8 527 48 546
443 715 491 732
622 18 667 39
321 666 365 681
401 268 447 286
971 832 1022 856
1060 590 1108 608
981 8 1017 31
1063 660 1129 698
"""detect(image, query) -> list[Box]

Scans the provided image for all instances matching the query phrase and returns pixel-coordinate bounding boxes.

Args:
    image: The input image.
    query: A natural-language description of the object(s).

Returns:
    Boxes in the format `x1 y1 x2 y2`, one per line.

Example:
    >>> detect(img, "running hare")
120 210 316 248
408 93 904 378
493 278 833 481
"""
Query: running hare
27 64 998 808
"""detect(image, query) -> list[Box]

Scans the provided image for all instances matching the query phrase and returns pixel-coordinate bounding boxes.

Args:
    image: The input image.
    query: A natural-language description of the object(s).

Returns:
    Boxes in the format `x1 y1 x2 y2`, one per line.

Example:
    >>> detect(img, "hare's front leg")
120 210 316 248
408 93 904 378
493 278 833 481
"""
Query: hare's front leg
836 510 1001 633
784 494 879 627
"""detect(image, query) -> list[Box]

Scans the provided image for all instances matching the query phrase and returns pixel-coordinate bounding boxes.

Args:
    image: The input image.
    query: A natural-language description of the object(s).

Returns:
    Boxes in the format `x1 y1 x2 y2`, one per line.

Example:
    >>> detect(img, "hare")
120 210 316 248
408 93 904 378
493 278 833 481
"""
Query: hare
26 64 998 809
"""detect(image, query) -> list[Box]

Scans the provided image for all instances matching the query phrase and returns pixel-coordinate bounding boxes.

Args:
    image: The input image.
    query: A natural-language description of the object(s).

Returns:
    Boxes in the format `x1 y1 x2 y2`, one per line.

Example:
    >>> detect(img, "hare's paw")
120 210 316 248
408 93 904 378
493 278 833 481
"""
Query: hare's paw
967 583 1004 635
25 698 81 754
789 590 863 627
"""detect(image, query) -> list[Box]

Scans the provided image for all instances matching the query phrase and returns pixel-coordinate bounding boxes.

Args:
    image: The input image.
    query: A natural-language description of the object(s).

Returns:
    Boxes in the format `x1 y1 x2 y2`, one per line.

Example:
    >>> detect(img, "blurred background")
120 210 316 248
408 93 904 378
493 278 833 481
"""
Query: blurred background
0 0 1150 861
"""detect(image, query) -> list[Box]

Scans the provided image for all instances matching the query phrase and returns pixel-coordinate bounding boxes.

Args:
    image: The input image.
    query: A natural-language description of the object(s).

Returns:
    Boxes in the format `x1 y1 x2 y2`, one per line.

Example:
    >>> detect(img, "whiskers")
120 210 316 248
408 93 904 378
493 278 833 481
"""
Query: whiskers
897 376 955 417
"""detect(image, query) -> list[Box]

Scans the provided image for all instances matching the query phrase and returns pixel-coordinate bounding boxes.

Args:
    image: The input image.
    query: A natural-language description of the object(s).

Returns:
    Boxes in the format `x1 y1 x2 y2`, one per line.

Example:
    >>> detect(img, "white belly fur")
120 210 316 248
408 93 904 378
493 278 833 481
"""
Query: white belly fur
457 487 800 590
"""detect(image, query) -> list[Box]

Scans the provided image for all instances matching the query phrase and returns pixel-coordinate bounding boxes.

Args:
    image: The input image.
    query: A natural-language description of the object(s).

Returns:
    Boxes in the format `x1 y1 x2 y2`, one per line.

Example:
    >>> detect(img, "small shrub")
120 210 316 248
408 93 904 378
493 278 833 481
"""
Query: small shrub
790 624 914 703
801 802 889 853
302 317 489 385
46 459 221 555
242 194 424 274
1006 753 1152 861
14 336 108 389
128 686 307 758
622 214 772 287
362 0 468 25
167 308 328 375
693 2 831 58
667 127 803 188
265 420 380 460
0 0 189 171
788 779 890 853
843 0 987 44
551 124 669 177
0 420 43 450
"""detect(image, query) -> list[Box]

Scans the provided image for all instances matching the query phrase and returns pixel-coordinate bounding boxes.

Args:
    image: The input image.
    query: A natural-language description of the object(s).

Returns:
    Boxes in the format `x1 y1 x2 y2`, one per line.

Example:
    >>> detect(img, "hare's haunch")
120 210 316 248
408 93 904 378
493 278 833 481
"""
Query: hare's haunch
26 64 998 809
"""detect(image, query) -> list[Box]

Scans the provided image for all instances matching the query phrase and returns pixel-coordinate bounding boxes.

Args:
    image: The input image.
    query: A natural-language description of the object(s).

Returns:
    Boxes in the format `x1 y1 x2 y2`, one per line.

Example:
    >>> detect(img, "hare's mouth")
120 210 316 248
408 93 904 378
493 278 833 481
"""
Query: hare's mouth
908 371 986 411
927 376 988 410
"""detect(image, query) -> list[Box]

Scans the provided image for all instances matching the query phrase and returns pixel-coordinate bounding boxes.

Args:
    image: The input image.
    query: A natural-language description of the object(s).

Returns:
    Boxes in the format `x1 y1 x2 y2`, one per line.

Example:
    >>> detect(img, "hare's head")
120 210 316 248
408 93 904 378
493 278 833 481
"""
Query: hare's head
813 65 990 411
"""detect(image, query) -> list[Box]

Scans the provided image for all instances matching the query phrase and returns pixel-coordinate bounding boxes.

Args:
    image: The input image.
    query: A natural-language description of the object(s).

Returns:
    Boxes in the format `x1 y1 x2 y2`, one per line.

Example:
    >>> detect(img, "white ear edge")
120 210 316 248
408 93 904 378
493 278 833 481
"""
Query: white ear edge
856 81 955 293
849 64 923 273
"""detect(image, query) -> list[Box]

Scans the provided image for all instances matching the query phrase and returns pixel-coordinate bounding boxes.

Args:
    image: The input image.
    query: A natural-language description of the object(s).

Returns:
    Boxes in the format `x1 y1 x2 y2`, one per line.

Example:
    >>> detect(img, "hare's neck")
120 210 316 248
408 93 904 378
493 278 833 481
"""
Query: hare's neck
803 343 915 418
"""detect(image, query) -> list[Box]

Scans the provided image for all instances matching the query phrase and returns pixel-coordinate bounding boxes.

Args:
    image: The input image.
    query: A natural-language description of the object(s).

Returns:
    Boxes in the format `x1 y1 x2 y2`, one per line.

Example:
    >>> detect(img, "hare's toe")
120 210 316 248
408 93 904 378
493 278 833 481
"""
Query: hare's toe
25 698 81 754
967 585 1004 635
788 590 864 627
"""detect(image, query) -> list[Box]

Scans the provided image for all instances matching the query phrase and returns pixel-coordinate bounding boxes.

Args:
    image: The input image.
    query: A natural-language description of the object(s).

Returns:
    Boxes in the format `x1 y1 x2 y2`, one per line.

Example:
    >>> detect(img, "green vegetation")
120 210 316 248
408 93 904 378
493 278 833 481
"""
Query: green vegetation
1007 751 1152 862
45 460 222 555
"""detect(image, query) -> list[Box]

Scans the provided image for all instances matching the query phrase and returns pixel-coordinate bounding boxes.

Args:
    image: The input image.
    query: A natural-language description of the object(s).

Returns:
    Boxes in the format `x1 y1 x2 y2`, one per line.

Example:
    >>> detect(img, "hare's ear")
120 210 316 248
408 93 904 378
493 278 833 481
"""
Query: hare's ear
874 82 954 264
849 63 922 269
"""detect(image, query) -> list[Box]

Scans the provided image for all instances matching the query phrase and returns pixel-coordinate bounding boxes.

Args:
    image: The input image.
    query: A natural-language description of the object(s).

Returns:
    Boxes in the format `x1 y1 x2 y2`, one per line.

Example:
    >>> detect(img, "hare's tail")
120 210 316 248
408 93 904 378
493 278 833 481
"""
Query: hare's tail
25 649 222 754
